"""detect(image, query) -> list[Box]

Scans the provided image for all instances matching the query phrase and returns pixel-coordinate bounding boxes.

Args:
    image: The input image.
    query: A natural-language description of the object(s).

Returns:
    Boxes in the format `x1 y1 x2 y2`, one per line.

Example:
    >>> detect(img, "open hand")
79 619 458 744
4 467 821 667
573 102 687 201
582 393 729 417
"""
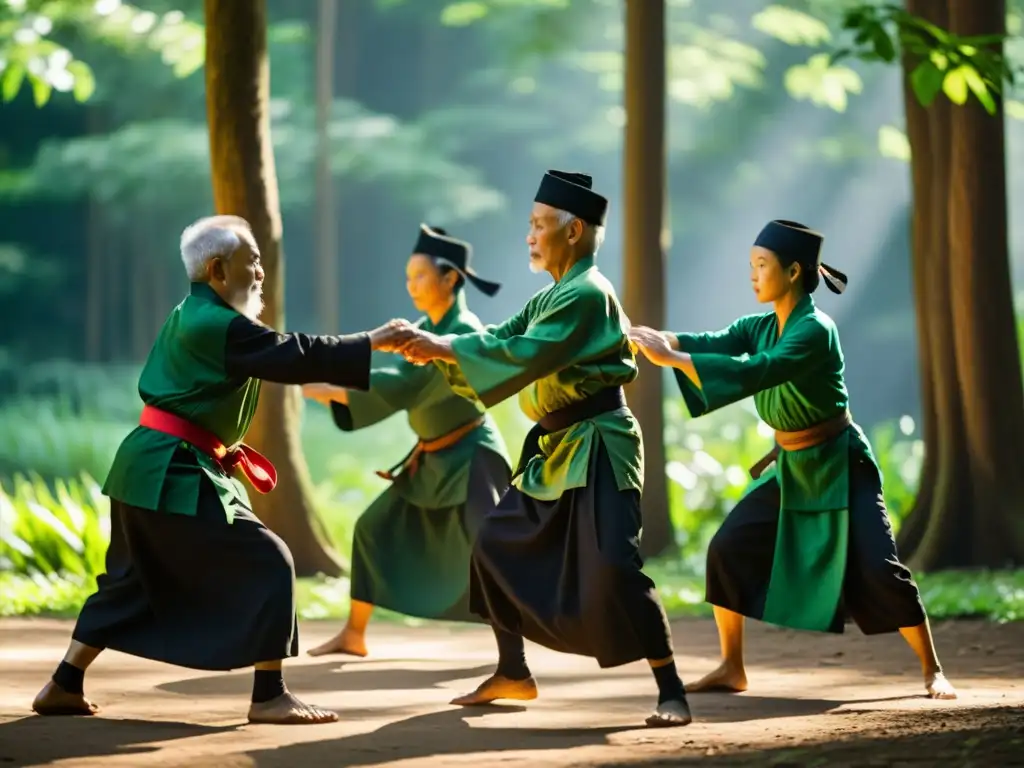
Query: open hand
628 326 677 367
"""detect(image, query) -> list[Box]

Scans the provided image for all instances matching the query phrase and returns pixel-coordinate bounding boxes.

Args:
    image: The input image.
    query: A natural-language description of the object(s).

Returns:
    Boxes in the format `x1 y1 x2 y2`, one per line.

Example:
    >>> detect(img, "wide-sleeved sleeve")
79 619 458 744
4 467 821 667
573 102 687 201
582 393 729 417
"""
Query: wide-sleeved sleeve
223 315 372 390
331 356 440 431
442 285 618 408
676 320 750 356
675 315 831 417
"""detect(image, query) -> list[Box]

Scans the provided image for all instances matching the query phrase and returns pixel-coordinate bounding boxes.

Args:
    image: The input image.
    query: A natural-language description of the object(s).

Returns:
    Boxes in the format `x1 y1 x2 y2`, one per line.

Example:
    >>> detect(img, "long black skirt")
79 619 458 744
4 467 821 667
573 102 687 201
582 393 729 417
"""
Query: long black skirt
468 440 674 668
72 471 298 671
350 447 511 622
706 449 927 635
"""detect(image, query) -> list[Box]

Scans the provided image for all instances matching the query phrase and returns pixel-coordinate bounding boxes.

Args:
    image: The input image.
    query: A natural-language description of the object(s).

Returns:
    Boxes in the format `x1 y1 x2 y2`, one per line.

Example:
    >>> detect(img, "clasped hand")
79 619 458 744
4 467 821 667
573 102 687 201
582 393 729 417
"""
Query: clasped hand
368 319 452 364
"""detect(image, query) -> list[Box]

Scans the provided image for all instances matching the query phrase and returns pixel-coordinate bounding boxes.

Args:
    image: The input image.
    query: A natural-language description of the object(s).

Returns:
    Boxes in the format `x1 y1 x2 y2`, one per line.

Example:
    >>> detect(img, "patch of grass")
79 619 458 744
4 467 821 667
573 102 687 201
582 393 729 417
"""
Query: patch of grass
6 567 1022 625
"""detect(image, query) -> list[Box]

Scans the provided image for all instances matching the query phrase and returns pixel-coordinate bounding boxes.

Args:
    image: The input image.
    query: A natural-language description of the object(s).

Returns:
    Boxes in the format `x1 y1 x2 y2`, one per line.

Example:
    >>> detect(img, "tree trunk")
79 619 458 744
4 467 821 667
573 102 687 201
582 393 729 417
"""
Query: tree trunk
945 0 1024 565
204 0 345 577
314 0 339 333
897 0 1024 569
622 0 674 558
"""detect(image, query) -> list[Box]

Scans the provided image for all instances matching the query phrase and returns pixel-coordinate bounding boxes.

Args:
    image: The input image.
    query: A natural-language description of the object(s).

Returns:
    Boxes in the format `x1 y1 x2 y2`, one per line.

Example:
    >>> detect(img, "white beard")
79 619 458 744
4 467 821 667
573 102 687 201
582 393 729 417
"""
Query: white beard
528 257 544 274
232 288 265 321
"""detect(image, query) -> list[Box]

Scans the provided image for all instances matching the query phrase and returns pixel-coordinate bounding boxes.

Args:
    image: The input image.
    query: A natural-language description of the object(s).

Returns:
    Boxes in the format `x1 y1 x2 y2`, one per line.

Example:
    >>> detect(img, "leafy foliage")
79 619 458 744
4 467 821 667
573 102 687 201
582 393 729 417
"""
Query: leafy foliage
832 2 1017 115
0 0 203 106
5 98 503 222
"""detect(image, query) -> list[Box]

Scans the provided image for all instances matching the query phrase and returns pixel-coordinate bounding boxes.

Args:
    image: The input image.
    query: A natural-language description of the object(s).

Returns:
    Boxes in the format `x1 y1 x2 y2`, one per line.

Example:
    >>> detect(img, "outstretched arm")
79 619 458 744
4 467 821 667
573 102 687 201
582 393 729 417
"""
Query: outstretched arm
633 317 831 417
223 316 415 389
398 288 621 408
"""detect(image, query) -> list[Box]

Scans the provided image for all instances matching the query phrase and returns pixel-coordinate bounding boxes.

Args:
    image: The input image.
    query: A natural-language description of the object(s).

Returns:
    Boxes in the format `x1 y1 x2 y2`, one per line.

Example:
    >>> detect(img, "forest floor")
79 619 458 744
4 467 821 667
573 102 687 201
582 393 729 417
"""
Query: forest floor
1 617 1022 767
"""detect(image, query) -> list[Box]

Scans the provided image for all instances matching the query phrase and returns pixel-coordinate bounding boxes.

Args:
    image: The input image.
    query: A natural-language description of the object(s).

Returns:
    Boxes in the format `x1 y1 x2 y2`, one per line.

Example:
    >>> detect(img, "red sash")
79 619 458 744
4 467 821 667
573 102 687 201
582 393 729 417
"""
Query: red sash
139 404 278 494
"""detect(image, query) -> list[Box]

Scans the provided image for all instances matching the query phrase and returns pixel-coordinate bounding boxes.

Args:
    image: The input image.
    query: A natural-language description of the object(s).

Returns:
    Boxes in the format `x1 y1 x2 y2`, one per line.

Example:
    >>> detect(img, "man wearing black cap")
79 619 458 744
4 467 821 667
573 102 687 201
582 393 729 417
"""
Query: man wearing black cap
629 219 956 701
394 171 691 728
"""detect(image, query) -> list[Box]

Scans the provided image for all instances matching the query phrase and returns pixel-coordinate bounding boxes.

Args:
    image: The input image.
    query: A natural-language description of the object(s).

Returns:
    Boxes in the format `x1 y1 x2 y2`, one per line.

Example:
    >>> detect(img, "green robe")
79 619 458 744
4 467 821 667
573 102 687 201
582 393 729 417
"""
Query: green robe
332 292 511 619
674 293 878 632
103 282 372 523
333 292 511 508
436 256 642 501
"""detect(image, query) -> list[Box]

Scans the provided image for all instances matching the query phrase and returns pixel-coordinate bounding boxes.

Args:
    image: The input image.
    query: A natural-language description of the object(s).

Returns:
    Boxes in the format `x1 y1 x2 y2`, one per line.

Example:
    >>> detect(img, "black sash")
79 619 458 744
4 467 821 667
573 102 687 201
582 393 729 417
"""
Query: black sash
514 386 627 478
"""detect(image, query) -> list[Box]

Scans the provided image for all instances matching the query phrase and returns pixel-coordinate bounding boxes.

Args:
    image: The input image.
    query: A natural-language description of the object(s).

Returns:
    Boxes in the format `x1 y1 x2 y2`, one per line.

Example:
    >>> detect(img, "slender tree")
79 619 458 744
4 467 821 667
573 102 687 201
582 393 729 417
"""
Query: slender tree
622 0 674 557
205 0 345 577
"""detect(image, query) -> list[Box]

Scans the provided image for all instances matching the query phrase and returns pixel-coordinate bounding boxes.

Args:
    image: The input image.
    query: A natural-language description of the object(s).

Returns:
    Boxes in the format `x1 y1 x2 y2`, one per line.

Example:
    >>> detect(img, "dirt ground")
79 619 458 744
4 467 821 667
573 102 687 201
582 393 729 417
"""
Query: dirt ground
0 617 1021 768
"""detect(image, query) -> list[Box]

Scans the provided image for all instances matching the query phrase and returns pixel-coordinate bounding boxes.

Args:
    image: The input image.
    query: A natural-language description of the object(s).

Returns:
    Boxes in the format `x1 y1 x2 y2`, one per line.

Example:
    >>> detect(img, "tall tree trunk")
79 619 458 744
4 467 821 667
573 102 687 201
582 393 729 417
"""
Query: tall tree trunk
898 0 1024 569
945 0 1024 565
314 0 338 333
622 0 674 558
205 0 345 577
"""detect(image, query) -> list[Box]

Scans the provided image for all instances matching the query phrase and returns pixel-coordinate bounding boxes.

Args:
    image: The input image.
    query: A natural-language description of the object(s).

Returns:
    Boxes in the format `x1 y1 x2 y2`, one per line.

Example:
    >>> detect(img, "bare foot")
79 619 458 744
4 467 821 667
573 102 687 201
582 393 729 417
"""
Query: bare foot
450 674 538 705
31 680 99 716
306 628 367 658
925 671 957 700
247 692 339 725
685 661 748 693
645 698 693 728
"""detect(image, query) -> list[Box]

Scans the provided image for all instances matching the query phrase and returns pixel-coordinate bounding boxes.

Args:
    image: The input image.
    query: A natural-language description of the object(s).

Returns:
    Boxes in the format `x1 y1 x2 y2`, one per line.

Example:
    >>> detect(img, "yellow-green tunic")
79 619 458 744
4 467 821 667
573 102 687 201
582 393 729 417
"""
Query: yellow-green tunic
437 256 643 500
674 293 879 632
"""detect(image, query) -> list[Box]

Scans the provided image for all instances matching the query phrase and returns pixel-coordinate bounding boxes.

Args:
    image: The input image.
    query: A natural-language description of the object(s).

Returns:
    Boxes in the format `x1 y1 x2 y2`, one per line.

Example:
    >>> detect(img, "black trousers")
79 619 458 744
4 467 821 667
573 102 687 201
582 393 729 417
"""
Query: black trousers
73 475 298 670
469 441 674 667
706 450 927 634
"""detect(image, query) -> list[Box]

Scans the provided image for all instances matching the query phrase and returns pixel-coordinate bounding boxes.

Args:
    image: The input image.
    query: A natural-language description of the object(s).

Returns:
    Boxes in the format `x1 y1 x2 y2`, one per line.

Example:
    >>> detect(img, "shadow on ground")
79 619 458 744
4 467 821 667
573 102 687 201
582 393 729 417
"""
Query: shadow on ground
601 706 1024 767
0 717 238 768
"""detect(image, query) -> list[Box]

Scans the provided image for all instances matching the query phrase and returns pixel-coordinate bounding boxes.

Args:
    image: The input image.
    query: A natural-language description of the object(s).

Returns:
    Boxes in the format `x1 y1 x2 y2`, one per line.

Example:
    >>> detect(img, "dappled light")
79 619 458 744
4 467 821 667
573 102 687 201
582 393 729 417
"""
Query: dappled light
2 0 1024 765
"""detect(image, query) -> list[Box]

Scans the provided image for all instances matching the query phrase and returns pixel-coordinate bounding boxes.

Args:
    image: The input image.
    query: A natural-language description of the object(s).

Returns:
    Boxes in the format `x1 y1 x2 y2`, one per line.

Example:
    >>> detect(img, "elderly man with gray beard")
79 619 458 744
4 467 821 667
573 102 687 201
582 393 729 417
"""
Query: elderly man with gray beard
396 170 691 728
31 215 414 725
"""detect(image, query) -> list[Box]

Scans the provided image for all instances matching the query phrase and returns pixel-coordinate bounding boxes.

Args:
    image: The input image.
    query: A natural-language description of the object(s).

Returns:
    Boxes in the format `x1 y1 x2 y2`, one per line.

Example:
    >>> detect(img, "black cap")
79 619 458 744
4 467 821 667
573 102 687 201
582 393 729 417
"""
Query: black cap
412 224 501 297
753 219 847 295
534 169 608 226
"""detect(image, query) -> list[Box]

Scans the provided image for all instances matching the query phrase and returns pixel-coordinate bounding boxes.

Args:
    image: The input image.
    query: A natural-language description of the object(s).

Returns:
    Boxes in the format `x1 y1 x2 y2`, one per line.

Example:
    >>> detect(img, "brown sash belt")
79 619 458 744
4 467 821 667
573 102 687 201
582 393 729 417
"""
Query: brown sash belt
376 415 486 481
748 409 853 480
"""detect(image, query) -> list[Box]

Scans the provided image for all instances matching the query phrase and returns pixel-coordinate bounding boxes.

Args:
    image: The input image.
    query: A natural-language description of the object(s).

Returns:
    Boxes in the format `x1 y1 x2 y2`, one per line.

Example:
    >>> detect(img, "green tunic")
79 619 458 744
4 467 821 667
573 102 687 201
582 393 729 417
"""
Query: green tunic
436 256 643 501
331 293 512 620
674 293 878 632
333 292 511 507
103 282 372 523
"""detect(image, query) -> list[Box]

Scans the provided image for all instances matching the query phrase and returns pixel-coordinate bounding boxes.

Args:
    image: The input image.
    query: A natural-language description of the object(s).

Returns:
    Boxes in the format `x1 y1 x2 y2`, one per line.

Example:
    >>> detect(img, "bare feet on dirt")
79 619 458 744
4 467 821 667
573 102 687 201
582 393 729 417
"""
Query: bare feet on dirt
925 670 957 700
306 628 367 658
31 680 99 716
685 660 749 693
450 674 538 705
247 692 339 725
645 698 693 728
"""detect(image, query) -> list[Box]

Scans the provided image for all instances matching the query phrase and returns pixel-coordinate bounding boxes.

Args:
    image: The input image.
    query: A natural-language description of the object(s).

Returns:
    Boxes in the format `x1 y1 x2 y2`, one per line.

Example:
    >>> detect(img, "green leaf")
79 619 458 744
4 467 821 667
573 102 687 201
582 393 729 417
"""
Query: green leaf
910 59 944 106
65 60 95 102
870 25 896 62
440 1 489 26
29 74 51 107
943 66 969 105
0 61 26 102
962 65 996 114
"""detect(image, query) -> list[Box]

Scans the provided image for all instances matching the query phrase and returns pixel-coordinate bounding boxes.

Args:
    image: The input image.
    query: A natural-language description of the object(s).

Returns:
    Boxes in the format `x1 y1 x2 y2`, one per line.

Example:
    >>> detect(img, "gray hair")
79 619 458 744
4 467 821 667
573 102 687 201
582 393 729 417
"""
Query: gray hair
553 208 606 256
179 215 256 281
